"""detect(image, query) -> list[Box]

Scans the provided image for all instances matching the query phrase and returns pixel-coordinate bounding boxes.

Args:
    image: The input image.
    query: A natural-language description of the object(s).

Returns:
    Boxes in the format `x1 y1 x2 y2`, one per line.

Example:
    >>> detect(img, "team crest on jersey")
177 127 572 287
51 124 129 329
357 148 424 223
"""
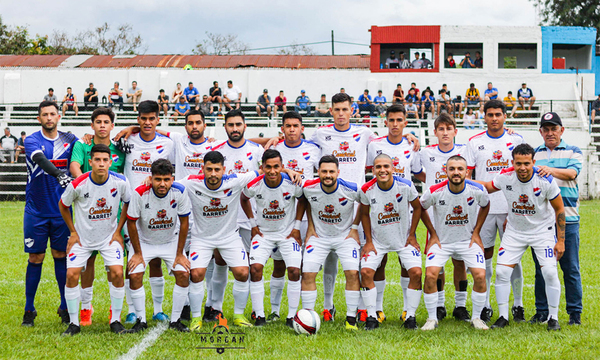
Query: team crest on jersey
325 204 335 213
453 205 463 214
97 198 107 208
353 133 361 142
170 199 177 208
283 192 291 200
112 154 119 162
533 187 541 196
519 194 529 203
269 200 279 209
247 152 253 161
506 143 514 151
156 145 164 154
69 252 76 261
234 160 243 170
157 209 167 218
224 189 232 197
396 193 403 203
384 203 394 212
211 198 221 207
339 198 348 206
392 157 400 166
492 150 502 160
306 245 314 253
498 247 505 256
140 152 151 161
467 196 474 206
110 188 117 197
252 240 260 250
339 141 349 151
190 252 198 261
287 159 298 169
303 152 310 160
63 142 70 150
403 150 410 159
427 252 435 260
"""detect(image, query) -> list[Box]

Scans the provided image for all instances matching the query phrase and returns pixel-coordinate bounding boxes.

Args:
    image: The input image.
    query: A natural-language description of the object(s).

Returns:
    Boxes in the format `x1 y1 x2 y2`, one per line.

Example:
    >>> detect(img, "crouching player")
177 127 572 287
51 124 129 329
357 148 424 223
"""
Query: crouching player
126 159 191 333
359 154 424 330
420 155 490 331
58 144 131 335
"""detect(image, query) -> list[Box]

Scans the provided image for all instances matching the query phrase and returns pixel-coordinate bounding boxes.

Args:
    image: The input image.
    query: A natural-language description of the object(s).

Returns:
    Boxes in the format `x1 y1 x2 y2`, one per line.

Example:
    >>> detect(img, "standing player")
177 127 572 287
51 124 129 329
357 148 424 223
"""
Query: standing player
359 154 424 330
301 155 362 330
477 144 565 331
126 159 192 333
420 155 490 331
70 107 125 326
465 99 525 322
22 101 78 326
58 144 130 335
241 149 305 327
417 113 470 321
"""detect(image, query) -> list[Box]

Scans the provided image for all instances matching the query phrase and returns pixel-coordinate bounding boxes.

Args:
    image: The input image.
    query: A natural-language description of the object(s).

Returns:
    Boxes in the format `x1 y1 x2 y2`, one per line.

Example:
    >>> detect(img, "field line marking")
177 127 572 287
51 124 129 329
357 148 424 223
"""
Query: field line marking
116 322 167 360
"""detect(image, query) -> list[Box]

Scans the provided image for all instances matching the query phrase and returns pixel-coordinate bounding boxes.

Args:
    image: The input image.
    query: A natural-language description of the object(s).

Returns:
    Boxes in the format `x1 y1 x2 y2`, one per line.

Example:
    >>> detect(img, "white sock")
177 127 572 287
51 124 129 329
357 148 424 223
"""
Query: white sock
485 258 493 308
130 286 146 323
401 277 410 312
65 286 80 326
471 290 486 321
124 279 134 313
511 261 524 307
361 287 377 318
188 281 205 319
374 280 386 312
80 285 93 310
345 290 360 317
211 265 228 311
301 290 317 310
233 279 249 315
322 252 338 310
287 280 301 318
250 280 265 318
205 259 215 308
148 277 165 315
109 284 125 324
424 292 438 320
270 276 285 315
541 265 561 320
455 291 468 308
171 284 188 322
495 265 513 320
437 290 445 308
406 289 422 318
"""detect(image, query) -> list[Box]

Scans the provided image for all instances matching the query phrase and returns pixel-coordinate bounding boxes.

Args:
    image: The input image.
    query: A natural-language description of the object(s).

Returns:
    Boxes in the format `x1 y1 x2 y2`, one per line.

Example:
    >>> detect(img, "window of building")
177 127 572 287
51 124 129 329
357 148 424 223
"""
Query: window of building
444 43 483 68
379 44 434 69
498 43 537 69
552 44 593 70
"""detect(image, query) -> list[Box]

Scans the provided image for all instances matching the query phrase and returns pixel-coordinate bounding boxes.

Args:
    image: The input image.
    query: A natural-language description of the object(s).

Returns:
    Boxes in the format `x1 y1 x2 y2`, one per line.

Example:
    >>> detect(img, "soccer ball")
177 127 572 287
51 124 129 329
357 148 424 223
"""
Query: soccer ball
293 309 321 335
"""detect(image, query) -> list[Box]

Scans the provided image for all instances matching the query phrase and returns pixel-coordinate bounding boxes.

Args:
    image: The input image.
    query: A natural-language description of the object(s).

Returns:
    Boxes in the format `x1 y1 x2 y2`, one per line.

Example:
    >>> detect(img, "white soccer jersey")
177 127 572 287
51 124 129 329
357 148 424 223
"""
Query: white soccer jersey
125 133 175 190
360 176 419 249
491 167 561 236
420 179 490 244
309 124 377 185
366 136 422 179
168 131 213 180
272 139 320 180
180 171 259 242
419 144 467 189
126 182 191 245
60 171 131 248
303 178 360 238
465 130 524 214
243 173 304 236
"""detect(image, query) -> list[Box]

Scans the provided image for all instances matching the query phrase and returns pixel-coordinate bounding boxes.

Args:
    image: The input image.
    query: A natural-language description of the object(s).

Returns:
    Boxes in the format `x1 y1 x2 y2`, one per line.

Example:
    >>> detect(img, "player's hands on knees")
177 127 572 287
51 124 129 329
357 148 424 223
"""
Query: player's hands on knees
346 229 360 245
554 241 565 261
406 233 420 252
287 229 302 246
67 232 81 253
361 241 376 259
174 253 191 272
469 232 484 251
127 253 145 273
81 133 94 145
425 233 440 253
109 231 125 250
251 226 263 239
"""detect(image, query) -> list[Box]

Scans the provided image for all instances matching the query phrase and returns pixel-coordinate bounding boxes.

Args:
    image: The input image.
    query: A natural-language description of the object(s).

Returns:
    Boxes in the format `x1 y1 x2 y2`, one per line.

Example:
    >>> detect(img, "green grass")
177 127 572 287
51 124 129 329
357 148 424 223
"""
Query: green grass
2 201 600 359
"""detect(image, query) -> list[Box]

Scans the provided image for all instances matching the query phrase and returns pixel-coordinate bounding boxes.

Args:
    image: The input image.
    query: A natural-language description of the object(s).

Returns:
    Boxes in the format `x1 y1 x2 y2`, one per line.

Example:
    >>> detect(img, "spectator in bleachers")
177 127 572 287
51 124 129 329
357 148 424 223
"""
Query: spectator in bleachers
437 88 451 115
405 88 419 111
421 52 432 69
223 80 242 110
108 82 124 110
411 52 423 69
209 81 223 112
385 50 400 69
315 94 331 118
463 107 476 129
459 51 475 68
349 96 361 119
62 87 79 116
199 95 216 118
0 127 18 163
15 131 26 163
126 81 143 112
445 53 456 68
474 51 483 68
374 90 387 116
157 89 170 117
294 90 312 116
591 94 600 123
420 89 435 119
83 83 98 111
358 89 375 117
393 83 404 104
440 83 451 98
43 88 57 103
274 90 287 117
464 83 481 111
184 81 200 106
518 82 536 110
172 96 190 122
484 82 499 100
504 90 517 118
405 98 419 119
410 82 420 98
399 52 410 69
256 89 272 117
172 82 183 103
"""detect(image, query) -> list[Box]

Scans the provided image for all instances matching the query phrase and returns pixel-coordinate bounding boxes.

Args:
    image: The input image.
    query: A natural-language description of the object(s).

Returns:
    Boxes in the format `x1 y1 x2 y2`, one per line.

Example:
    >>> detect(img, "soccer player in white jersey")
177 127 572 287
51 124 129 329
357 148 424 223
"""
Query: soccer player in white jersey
241 149 305 327
179 151 260 329
420 155 490 331
58 144 131 335
126 159 192 333
417 113 470 322
123 101 175 324
477 144 565 331
301 155 362 330
465 99 525 323
359 154 424 330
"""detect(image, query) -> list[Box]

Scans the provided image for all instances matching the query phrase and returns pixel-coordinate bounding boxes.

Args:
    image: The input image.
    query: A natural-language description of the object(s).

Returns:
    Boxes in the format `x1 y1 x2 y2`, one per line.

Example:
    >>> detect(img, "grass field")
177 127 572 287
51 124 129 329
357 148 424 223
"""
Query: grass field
2 200 600 359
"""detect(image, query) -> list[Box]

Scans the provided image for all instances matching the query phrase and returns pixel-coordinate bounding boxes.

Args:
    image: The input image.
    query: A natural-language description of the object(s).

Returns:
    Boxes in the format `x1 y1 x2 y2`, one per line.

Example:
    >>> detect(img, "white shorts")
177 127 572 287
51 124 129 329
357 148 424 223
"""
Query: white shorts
302 235 360 273
361 243 421 271
67 241 124 270
497 230 557 267
239 227 252 253
425 239 485 270
129 241 187 275
189 233 248 270
250 234 302 268
480 213 506 249
272 220 308 261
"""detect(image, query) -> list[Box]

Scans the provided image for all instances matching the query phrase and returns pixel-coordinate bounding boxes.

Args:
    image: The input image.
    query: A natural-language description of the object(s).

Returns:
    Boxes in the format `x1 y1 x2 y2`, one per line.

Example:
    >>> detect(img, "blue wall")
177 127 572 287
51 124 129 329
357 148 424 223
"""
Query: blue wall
541 26 597 74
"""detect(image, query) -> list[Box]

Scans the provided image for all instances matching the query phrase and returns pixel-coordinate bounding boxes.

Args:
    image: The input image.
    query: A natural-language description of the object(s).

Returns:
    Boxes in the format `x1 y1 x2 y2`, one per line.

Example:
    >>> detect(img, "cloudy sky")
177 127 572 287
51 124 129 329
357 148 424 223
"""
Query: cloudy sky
0 0 539 55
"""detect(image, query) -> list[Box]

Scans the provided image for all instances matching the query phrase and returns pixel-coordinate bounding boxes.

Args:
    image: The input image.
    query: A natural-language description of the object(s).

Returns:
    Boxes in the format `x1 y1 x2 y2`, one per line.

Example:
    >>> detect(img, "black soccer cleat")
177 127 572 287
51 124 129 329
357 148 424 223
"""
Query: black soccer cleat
209 309 224 322
436 307 447 321
403 316 418 330
251 311 257 321
529 312 549 324
202 306 215 322
22 310 37 327
181 305 191 322
169 319 190 332
452 307 471 322
491 316 509 329
110 321 131 334
285 317 294 329
547 318 561 331
254 316 266 327
480 307 493 323
57 308 70 325
131 319 148 333
512 306 525 323
568 312 581 325
365 316 379 330
62 323 81 336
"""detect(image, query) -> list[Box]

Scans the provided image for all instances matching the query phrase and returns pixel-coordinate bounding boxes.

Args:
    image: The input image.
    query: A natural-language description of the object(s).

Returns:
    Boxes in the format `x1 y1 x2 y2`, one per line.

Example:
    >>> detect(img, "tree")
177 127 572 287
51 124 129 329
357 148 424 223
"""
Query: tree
277 41 316 55
0 16 33 55
531 0 600 44
193 32 249 55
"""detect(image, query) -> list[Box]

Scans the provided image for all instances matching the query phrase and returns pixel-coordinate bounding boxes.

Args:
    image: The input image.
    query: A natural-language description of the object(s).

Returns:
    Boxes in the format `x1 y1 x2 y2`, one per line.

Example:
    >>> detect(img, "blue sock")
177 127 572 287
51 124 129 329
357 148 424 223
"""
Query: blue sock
54 257 67 310
25 261 43 312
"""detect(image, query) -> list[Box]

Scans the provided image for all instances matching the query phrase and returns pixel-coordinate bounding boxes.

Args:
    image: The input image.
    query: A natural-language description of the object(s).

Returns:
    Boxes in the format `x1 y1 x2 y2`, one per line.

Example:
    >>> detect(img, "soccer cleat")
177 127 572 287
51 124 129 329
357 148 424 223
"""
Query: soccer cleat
547 318 561 331
202 306 215 322
131 319 148 333
57 308 70 325
62 323 81 336
322 309 334 322
421 319 438 331
528 313 549 324
110 321 130 334
169 319 190 332
365 316 379 330
357 309 368 323
491 316 509 329
152 312 170 322
251 311 257 320
401 310 407 321
80 307 94 327
181 305 191 322
254 316 266 327
403 316 418 330
233 314 253 327
568 312 581 325
22 310 37 327
437 306 447 321
512 306 525 323
125 312 137 324
285 318 294 329
376 310 386 323
452 307 471 322
190 317 203 332
471 318 489 330
266 312 280 322
480 307 493 323
345 316 358 331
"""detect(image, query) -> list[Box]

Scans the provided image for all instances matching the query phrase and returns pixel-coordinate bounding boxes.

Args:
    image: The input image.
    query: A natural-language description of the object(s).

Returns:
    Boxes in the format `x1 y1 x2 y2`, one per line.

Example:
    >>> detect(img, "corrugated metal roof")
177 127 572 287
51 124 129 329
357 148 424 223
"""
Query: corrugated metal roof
370 26 440 44
0 55 71 67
